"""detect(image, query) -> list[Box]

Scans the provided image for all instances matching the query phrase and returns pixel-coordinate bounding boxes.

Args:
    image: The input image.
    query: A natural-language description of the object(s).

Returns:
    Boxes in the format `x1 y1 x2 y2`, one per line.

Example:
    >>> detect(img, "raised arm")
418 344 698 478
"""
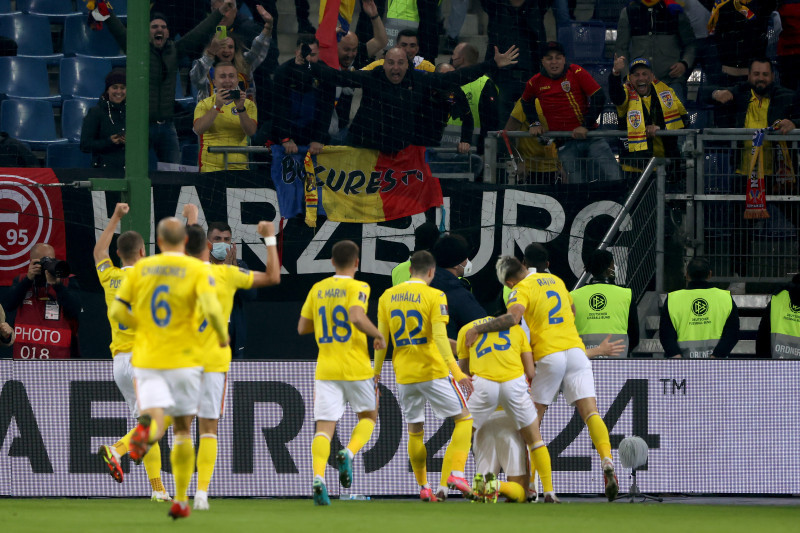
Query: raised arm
463 303 524 348
362 0 388 57
176 4 227 58
251 221 281 288
94 203 129 264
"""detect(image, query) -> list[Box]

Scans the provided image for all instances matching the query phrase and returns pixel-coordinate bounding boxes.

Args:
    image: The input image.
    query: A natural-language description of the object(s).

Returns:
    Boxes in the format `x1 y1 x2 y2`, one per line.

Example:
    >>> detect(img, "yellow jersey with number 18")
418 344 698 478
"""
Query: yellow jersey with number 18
456 318 531 382
198 263 254 373
378 279 450 385
507 272 585 360
115 252 218 370
300 275 373 381
96 259 135 357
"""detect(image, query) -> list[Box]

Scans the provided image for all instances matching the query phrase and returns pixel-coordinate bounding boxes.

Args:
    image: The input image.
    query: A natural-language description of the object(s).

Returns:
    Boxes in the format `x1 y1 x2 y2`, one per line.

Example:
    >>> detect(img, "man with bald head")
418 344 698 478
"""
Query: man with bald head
4 242 81 359
312 44 520 153
448 42 499 154
109 217 227 520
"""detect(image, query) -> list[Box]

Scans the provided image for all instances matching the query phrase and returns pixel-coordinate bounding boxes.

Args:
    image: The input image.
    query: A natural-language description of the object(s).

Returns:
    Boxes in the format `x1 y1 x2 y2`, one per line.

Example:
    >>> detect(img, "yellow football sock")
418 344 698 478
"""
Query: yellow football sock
311 433 331 480
407 431 428 486
114 427 134 456
346 419 376 456
585 412 612 460
170 435 195 503
530 442 553 493
499 481 527 503
196 434 218 493
440 417 472 486
146 418 159 444
143 441 163 490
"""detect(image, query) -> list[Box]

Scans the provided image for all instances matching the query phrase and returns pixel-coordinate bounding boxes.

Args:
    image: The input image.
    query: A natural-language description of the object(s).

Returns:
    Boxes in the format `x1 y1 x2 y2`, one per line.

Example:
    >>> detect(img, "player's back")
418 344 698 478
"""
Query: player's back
457 318 530 382
96 259 134 356
379 280 449 384
199 263 254 372
121 252 213 369
508 272 584 360
302 276 373 381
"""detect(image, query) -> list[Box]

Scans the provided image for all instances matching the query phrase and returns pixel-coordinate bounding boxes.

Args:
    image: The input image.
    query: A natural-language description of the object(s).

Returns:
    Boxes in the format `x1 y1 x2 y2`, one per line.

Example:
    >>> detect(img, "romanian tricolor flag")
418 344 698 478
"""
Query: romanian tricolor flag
304 145 443 224
316 0 342 69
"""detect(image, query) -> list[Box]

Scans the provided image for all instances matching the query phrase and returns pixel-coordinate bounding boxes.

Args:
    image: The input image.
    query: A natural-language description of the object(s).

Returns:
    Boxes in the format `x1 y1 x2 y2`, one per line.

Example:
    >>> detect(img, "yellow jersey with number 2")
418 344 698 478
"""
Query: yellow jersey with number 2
507 272 585 360
301 275 373 381
115 252 218 370
198 263 254 373
96 259 135 357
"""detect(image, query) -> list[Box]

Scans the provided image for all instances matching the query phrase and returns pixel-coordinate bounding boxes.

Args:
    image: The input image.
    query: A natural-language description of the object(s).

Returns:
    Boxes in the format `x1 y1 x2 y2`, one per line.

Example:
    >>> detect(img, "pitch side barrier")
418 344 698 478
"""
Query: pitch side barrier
0 360 797 497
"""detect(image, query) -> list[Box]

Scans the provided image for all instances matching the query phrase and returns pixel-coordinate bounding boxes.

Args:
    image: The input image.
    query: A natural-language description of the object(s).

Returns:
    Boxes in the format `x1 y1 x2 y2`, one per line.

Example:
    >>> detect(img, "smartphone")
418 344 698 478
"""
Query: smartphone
216 25 227 40
229 89 241 101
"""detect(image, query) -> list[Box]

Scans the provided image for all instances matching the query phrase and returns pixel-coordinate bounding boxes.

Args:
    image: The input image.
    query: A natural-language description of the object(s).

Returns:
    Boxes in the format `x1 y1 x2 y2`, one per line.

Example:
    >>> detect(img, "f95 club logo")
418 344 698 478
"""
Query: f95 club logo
0 169 66 285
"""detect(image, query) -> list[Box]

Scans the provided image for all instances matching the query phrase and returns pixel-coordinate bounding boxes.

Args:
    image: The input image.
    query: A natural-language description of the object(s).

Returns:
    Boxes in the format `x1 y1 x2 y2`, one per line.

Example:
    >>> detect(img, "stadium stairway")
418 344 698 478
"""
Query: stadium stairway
633 292 770 358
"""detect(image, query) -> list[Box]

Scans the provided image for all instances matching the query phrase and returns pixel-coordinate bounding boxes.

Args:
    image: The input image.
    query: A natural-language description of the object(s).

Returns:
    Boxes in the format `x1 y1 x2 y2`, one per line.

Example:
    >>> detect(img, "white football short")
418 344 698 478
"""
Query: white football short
397 376 467 424
197 371 227 420
532 347 596 406
314 379 377 421
473 410 528 477
113 352 138 418
133 366 203 416
468 375 537 430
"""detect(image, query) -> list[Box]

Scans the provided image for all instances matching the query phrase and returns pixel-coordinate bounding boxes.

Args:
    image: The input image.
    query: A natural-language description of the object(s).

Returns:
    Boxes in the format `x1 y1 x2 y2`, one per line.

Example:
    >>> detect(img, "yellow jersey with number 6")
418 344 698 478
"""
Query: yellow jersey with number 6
301 275 373 381
507 272 584 360
456 318 530 382
198 263 254 373
115 252 218 369
96 259 134 357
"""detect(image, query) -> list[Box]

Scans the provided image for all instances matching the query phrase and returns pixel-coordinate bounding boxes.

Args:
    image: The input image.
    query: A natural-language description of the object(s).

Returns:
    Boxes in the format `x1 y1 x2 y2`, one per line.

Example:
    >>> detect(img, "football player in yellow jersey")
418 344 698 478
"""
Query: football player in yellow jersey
183 212 280 511
298 240 386 506
456 318 558 503
93 203 171 501
375 251 475 503
464 246 619 502
109 217 227 520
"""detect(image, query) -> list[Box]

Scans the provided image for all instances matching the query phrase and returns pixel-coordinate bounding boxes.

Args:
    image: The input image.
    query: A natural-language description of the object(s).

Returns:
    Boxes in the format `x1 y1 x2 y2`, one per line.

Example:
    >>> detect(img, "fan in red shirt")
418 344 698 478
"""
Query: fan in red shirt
520 42 620 183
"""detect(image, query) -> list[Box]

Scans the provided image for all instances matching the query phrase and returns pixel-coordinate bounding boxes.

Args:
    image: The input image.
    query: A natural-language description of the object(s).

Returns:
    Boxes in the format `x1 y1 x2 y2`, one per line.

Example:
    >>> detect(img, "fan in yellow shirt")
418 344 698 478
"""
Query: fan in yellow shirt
375 250 474 503
298 240 386 506
93 203 171 502
183 205 281 511
456 318 556 503
109 217 227 520
463 245 619 503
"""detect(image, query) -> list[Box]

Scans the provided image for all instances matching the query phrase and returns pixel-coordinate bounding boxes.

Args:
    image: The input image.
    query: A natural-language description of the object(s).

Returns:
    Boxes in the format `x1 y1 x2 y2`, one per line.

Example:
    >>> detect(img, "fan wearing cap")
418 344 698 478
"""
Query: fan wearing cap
520 42 621 183
80 68 127 169
609 56 687 175
430 234 487 341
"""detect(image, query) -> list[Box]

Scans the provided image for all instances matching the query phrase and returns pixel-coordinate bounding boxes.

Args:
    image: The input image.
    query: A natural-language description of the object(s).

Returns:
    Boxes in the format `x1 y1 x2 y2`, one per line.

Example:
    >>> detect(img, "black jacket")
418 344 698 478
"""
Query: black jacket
430 268 487 339
107 10 222 123
756 277 800 357
659 280 740 358
414 85 473 146
0 132 38 167
481 0 544 74
703 81 799 129
710 0 776 69
271 59 336 145
318 61 497 153
80 97 126 169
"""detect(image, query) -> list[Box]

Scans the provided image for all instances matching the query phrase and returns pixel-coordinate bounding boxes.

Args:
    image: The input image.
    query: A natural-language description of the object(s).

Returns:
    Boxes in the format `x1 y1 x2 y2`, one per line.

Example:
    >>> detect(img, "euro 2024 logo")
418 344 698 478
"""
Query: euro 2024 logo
0 174 56 273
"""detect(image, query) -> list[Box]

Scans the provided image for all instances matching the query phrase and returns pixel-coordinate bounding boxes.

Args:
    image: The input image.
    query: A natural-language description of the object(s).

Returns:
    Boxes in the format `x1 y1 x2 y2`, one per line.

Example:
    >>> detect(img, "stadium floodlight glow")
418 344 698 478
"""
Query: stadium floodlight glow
615 436 663 503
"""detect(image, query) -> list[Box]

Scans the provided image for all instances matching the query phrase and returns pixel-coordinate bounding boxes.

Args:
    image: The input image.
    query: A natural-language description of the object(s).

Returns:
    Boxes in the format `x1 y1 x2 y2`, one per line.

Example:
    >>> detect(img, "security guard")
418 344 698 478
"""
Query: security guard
571 250 639 357
756 273 800 359
659 258 740 359
391 222 440 286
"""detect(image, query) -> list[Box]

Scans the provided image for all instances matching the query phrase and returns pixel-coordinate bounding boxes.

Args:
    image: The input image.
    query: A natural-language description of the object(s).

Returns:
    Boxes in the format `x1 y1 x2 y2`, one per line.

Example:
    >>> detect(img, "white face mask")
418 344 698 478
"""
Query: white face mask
211 242 232 261
462 259 474 277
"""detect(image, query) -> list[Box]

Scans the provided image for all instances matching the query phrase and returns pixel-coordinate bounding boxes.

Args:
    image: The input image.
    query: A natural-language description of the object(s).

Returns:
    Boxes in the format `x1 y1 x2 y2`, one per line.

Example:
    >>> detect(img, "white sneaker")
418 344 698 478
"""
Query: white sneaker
434 487 447 502
543 491 561 504
602 457 619 502
528 471 540 502
150 490 171 502
193 489 210 510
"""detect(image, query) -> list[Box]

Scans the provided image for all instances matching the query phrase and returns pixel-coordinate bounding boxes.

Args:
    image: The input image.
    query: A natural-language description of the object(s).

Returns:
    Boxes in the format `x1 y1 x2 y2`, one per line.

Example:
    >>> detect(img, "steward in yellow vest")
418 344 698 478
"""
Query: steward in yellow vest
571 250 639 357
391 222 440 286
609 57 688 173
660 258 740 359
756 273 800 359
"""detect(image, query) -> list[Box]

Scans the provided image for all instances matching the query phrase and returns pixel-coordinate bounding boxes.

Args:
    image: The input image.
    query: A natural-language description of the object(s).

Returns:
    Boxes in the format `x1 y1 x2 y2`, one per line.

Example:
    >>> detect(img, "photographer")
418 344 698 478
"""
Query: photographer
193 62 258 172
3 244 81 359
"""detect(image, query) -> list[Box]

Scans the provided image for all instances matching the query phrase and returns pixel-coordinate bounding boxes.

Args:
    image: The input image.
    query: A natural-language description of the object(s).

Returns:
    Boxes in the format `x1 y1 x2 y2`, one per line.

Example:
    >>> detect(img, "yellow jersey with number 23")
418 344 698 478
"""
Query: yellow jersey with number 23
457 318 531 382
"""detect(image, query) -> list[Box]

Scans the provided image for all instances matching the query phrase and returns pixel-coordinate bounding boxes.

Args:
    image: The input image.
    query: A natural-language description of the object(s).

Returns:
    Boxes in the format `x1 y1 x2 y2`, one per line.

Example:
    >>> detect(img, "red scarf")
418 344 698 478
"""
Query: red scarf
744 129 769 219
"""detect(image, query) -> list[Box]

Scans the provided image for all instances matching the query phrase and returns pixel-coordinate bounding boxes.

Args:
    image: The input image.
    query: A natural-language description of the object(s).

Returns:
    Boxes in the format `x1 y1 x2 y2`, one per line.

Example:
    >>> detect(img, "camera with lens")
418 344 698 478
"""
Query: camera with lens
38 257 70 278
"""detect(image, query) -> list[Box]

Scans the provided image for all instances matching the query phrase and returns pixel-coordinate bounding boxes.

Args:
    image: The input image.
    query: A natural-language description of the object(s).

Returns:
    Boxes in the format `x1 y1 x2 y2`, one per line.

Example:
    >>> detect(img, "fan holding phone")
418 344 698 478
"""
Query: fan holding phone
192 62 258 173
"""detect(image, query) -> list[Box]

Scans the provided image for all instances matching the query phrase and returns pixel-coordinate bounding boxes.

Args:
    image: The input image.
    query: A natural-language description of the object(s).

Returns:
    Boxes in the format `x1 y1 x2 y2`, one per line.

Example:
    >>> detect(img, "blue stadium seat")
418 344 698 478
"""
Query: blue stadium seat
111 0 127 16
594 0 629 27
0 12 63 63
0 0 12 14
63 13 126 65
558 21 606 63
61 98 97 143
0 56 61 104
584 61 614 104
175 71 195 108
46 142 91 168
60 57 113 100
0 99 67 149
18 0 77 21
181 144 199 166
